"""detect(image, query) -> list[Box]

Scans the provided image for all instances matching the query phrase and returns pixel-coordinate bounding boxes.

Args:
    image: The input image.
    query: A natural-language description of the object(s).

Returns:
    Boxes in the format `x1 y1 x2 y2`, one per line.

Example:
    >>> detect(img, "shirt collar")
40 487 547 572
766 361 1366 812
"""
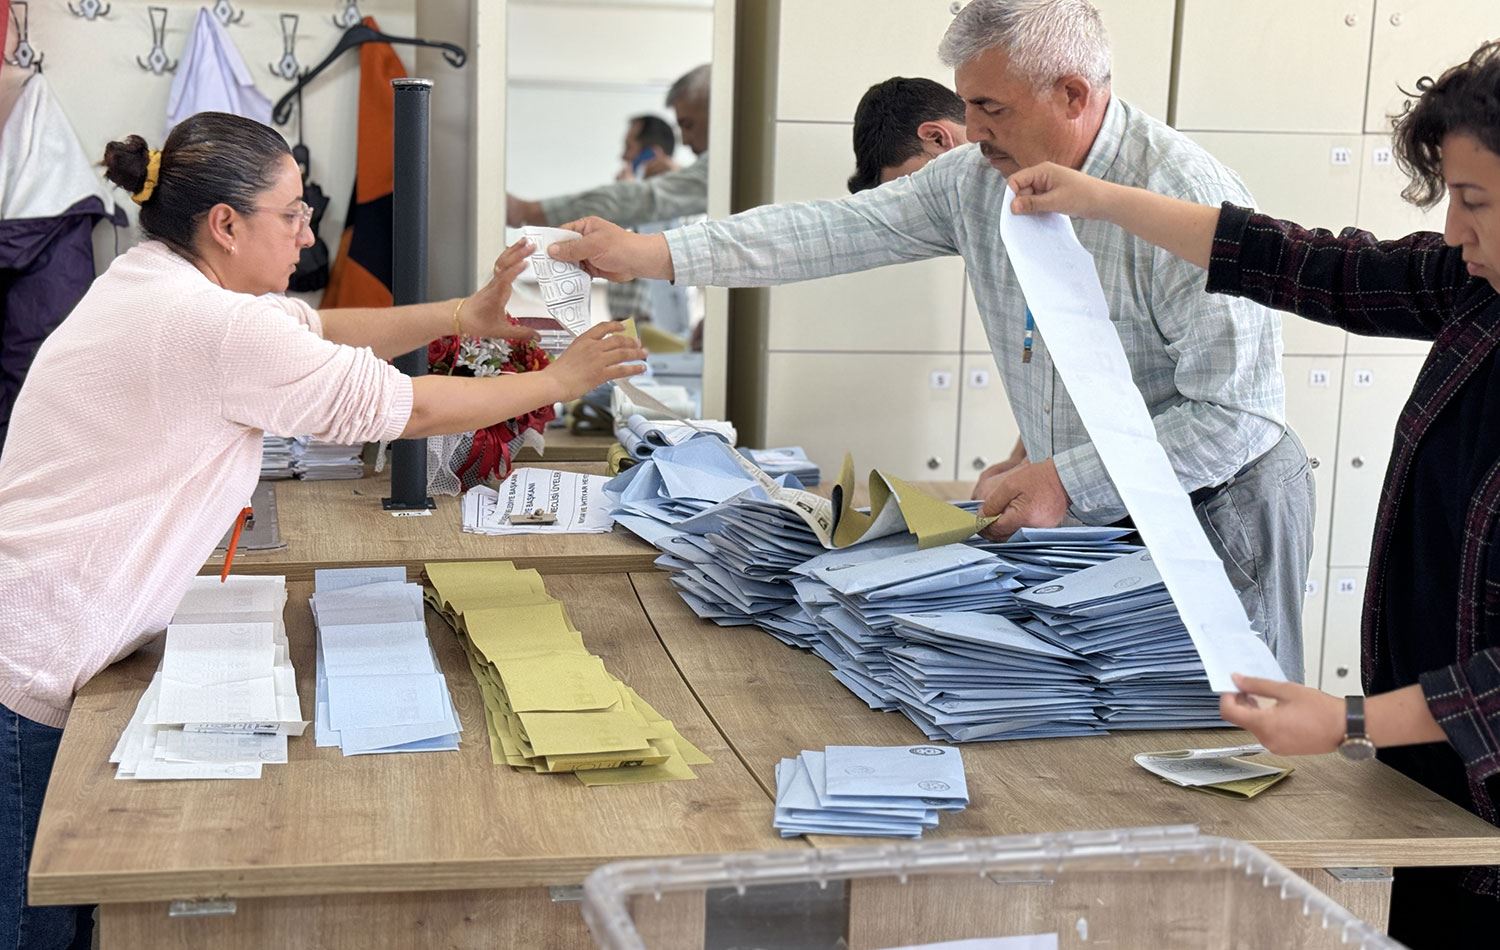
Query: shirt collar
1078 94 1126 180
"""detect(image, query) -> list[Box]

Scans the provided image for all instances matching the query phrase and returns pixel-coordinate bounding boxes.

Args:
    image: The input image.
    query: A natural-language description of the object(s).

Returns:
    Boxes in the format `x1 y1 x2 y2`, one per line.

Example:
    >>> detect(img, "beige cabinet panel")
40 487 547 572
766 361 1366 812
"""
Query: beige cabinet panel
1186 132 1356 356
1091 0 1176 119
1319 571 1366 695
1302 569 1329 686
961 277 987 353
956 354 1022 481
1329 355 1424 566
776 0 958 123
1175 1 1374 133
1365 0 1500 132
764 353 961 481
1283 357 1344 574
1355 133 1448 241
766 122 966 352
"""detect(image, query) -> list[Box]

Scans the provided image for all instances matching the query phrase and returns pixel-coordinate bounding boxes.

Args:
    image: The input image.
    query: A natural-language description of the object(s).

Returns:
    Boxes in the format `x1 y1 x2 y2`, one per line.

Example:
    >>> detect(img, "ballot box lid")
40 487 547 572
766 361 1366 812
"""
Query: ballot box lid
581 825 1398 950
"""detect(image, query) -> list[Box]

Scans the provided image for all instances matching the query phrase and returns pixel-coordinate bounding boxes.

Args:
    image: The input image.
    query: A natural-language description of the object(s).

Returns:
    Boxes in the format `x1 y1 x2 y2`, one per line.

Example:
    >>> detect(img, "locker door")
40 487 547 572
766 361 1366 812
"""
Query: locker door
1302 570 1329 687
763 352 961 481
1187 131 1358 356
1365 0 1500 132
1175 1 1374 133
1320 572 1366 695
1283 357 1344 575
767 122 966 353
1091 0 1177 119
776 0 959 123
955 354 1022 483
1328 355 1425 566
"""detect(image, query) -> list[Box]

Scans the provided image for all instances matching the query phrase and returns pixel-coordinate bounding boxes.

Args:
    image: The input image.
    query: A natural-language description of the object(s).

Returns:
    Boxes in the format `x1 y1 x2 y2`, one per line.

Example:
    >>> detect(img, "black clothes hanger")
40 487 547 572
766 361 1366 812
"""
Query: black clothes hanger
271 23 466 125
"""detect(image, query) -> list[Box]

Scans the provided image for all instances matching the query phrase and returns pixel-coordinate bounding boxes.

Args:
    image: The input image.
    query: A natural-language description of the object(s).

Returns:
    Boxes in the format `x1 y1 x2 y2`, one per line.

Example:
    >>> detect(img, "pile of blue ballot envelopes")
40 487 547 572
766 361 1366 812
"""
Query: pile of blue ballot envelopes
607 440 1228 742
775 744 969 838
311 568 462 756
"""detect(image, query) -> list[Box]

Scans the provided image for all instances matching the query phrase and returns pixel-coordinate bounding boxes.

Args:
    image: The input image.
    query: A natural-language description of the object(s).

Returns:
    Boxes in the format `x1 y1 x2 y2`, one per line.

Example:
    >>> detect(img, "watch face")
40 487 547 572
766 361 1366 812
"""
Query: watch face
1339 738 1378 761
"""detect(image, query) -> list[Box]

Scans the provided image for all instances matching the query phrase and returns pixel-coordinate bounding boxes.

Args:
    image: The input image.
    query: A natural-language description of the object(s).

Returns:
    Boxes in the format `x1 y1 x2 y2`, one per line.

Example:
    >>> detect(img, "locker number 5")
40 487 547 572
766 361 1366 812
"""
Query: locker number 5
930 371 953 390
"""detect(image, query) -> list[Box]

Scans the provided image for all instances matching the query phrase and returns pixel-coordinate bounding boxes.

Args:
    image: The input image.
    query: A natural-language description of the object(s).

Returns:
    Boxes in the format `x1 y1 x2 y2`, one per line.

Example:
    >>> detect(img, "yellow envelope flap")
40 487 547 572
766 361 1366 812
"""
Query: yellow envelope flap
498 653 619 712
518 709 654 757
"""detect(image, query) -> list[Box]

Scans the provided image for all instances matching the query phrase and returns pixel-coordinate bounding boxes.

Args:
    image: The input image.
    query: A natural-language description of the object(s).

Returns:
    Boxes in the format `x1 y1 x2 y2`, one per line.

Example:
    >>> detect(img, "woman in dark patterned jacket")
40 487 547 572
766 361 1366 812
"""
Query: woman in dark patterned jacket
1004 41 1500 947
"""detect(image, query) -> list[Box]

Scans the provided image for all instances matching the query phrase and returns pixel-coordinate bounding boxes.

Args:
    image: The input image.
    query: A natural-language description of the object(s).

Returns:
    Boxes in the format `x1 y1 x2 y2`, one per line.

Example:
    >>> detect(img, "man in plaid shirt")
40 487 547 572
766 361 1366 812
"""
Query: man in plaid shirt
554 0 1315 680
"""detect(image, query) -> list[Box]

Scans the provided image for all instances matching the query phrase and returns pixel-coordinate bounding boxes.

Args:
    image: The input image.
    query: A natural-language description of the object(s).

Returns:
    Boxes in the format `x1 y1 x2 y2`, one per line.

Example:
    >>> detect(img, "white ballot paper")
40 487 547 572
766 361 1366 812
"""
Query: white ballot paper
523 226 595 336
998 189 1283 691
1134 744 1283 786
462 468 615 535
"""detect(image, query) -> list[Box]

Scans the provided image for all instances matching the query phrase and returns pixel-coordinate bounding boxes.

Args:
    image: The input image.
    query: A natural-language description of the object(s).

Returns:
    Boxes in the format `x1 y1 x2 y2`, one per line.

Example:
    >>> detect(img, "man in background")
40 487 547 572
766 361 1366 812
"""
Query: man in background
508 64 711 229
847 76 968 192
616 114 678 182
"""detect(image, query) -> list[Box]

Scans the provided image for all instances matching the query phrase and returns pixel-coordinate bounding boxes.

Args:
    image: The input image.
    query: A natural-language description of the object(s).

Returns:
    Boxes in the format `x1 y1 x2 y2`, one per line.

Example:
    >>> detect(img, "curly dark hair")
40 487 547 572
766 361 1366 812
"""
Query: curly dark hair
1392 39 1500 209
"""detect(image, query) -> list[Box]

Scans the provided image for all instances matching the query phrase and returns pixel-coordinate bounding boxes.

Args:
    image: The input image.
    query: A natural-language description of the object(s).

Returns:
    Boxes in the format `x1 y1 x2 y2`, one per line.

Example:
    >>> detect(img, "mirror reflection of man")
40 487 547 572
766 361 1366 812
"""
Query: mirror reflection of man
507 64 711 229
616 114 679 182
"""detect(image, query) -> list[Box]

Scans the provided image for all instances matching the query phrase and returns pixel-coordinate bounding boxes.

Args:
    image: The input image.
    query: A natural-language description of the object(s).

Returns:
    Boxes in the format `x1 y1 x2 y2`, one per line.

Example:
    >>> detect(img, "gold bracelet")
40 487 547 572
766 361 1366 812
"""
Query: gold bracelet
452 297 467 339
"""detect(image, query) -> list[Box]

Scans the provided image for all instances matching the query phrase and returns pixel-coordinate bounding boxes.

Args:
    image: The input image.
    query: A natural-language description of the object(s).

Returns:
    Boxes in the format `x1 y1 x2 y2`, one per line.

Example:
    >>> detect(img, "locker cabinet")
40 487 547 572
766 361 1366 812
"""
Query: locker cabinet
1175 1 1374 133
764 352 963 481
1364 0 1500 133
1283 357 1345 575
1320 572 1367 694
1328 355 1425 566
956 354 1023 481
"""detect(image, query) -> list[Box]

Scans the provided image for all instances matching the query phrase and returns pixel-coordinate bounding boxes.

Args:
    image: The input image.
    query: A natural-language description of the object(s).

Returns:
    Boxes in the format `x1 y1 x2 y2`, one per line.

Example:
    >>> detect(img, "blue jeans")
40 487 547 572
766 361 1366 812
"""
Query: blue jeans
0 705 91 950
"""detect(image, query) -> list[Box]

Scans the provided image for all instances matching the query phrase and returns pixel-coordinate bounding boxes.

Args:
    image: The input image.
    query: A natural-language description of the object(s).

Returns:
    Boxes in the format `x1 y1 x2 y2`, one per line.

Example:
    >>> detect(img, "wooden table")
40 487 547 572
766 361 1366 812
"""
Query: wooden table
631 570 1500 941
515 429 616 463
202 464 659 581
31 576 799 948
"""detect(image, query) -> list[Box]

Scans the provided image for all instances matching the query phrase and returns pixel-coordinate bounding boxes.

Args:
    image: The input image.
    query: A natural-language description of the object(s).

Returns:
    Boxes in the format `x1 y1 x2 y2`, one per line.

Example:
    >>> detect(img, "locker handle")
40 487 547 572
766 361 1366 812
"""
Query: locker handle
927 457 943 471
972 457 987 471
1310 457 1320 469
1351 456 1366 469
1336 666 1350 678
1344 13 1358 27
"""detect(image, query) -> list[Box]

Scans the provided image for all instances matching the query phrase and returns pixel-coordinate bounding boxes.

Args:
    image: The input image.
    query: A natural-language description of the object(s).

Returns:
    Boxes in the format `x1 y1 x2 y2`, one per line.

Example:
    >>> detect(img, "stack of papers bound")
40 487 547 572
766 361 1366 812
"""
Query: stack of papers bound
462 468 615 535
292 438 365 480
111 576 307 780
311 567 461 755
261 435 296 479
774 744 968 839
424 560 711 785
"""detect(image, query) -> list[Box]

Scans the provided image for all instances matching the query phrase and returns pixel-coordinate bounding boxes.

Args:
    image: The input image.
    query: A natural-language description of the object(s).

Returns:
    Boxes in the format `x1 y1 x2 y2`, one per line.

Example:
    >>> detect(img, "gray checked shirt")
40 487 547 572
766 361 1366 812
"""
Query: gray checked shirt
542 155 710 229
664 97 1286 523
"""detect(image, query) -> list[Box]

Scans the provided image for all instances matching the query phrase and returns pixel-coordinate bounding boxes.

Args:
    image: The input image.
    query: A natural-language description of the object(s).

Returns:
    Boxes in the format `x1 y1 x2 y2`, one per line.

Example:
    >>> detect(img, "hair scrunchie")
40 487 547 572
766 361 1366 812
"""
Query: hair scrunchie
132 149 163 205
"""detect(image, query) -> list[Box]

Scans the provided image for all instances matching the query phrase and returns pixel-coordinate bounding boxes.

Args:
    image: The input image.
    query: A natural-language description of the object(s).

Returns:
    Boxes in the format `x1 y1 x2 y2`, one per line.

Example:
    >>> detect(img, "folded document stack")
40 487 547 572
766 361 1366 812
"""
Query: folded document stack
424 560 711 785
774 744 969 839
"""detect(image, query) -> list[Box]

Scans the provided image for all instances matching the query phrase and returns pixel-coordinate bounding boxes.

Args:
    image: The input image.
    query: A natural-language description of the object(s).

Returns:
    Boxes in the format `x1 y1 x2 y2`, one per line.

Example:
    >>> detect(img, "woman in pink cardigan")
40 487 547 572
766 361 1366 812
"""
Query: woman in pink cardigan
0 111 645 947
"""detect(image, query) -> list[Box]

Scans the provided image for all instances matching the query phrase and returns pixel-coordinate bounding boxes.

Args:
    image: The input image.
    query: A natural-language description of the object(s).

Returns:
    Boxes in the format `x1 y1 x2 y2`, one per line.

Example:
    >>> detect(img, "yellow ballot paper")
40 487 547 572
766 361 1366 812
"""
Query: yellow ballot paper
424 560 711 784
831 454 995 549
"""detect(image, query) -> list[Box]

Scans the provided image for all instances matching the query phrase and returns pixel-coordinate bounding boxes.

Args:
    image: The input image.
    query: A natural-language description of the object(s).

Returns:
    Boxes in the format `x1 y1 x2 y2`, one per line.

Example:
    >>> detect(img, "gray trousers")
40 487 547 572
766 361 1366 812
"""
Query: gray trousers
1193 430 1316 683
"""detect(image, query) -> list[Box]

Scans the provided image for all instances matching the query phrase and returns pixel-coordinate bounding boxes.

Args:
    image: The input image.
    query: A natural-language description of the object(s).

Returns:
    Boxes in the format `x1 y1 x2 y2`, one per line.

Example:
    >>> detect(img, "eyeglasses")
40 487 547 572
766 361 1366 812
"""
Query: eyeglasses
252 201 314 230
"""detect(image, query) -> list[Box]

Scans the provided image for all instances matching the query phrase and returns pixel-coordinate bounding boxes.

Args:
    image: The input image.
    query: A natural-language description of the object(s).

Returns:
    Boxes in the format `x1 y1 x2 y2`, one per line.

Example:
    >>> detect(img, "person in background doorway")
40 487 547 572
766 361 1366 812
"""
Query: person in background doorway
616 114 679 182
507 64 711 229
1001 40 1500 947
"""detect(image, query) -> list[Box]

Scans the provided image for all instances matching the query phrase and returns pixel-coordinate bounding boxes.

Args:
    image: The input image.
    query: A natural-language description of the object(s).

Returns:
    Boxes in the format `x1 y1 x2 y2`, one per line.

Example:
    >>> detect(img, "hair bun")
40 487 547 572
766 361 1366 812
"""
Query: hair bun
101 135 153 195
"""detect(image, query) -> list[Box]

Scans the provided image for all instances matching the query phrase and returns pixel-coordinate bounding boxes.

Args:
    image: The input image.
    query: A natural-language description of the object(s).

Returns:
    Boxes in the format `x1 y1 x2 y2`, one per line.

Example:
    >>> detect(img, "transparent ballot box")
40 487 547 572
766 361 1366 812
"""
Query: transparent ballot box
582 826 1400 950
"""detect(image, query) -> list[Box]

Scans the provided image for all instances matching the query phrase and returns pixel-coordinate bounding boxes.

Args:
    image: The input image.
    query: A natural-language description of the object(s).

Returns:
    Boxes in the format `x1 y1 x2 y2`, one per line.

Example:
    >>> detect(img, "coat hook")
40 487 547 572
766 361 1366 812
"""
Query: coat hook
331 1 362 30
4 2 44 73
269 13 302 81
136 6 178 75
67 0 112 20
211 0 245 27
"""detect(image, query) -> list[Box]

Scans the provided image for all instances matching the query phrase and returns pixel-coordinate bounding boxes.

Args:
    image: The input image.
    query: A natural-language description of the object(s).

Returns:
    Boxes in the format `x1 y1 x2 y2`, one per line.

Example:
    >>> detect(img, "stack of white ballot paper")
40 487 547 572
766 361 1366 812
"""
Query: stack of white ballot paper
111 575 307 780
462 468 615 535
312 567 461 755
291 438 364 480
774 744 969 839
261 434 296 479
615 413 736 460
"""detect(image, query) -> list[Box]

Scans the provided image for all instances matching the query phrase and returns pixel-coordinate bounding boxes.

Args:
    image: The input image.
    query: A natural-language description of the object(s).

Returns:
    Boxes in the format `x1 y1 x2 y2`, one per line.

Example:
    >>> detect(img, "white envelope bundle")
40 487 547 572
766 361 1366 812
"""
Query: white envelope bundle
774 744 968 839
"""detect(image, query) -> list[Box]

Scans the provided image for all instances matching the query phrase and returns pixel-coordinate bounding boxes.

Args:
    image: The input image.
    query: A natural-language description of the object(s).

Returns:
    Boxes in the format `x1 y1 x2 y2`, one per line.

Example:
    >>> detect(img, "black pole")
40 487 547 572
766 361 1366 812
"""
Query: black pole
384 78 436 511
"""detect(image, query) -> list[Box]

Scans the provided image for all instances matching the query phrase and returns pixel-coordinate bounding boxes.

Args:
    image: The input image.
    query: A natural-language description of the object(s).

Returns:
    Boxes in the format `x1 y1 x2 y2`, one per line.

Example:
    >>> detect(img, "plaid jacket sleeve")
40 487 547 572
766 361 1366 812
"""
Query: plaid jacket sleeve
1205 203 1466 341
1420 649 1500 780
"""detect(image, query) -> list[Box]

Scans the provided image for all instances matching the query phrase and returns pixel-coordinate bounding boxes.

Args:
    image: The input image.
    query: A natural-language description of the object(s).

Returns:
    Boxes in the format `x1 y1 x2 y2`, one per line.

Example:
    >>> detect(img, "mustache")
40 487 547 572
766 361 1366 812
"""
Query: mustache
979 143 1008 158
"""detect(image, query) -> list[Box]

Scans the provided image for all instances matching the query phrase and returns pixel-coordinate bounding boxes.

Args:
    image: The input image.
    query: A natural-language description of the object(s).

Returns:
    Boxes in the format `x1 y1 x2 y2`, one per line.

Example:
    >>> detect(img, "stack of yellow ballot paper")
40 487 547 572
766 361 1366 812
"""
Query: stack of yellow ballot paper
423 561 711 785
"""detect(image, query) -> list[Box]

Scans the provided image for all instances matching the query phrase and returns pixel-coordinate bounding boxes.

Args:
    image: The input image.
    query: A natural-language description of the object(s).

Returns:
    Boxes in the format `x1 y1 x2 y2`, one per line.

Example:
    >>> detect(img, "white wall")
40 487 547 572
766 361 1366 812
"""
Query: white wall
9 0 421 285
504 0 711 202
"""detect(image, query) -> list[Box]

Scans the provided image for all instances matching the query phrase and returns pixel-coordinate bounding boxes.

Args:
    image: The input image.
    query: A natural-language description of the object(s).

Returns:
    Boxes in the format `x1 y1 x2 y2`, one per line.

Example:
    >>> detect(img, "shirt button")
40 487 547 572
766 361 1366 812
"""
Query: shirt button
1043 406 1052 415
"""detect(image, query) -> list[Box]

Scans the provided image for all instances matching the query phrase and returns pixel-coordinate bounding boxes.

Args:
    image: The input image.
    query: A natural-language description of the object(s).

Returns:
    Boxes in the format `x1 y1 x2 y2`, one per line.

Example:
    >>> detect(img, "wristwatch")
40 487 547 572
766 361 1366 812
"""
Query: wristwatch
1338 695 1377 760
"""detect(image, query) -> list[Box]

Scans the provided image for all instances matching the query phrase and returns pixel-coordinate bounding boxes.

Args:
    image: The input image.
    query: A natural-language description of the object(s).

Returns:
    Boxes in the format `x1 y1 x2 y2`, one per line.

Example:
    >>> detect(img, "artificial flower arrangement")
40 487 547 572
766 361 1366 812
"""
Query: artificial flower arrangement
424 315 556 491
